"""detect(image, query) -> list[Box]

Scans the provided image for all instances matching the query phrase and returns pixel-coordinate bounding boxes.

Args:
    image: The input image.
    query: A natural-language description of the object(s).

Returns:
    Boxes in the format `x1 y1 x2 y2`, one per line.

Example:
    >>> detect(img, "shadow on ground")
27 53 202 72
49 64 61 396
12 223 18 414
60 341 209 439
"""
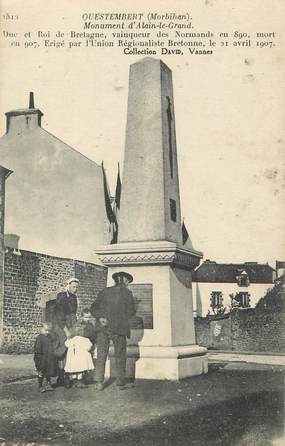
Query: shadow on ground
0 366 284 446
85 389 283 446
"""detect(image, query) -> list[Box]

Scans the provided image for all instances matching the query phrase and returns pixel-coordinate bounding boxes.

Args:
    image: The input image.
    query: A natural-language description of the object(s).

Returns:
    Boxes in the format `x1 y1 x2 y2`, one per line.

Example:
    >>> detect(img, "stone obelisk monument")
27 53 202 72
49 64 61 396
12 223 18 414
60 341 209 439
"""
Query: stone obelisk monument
96 58 207 379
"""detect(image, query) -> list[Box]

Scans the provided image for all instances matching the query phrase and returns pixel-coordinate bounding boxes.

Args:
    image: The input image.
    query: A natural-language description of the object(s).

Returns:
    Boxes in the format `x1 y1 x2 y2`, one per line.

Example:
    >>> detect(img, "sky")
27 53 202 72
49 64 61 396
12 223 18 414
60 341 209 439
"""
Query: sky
0 0 285 266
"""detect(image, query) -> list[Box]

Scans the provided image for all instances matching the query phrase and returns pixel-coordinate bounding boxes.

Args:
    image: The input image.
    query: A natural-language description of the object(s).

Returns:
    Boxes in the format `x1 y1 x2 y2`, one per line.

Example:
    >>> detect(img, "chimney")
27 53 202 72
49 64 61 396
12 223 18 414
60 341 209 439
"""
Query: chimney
29 92 35 109
0 165 12 348
4 234 20 249
5 92 43 133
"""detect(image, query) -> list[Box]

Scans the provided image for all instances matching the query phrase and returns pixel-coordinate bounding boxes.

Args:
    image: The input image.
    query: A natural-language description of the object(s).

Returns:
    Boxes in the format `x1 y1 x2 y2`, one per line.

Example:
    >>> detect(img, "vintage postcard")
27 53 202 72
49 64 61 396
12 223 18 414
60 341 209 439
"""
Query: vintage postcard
0 1 284 445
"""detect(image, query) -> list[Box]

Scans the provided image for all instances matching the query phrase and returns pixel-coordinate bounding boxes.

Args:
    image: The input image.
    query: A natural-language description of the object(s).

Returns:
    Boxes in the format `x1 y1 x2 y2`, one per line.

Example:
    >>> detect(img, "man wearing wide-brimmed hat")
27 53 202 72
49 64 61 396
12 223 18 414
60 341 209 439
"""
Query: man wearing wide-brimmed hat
91 271 136 390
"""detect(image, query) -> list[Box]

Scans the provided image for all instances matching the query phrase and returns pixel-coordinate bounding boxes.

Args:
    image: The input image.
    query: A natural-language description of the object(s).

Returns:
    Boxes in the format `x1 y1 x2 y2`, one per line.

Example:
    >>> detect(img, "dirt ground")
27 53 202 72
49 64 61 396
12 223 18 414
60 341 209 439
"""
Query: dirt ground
0 356 284 446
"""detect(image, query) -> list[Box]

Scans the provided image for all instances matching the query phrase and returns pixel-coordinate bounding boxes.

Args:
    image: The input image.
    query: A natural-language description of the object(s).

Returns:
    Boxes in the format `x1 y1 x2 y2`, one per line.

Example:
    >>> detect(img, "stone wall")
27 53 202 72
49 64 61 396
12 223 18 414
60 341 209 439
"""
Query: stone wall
194 317 211 348
231 309 285 352
75 260 107 314
195 315 232 350
1 247 107 353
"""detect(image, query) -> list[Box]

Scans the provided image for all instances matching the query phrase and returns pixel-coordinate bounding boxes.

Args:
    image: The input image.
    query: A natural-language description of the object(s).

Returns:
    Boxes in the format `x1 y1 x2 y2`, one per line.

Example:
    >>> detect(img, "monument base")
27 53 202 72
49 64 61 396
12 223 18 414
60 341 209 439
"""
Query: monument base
96 241 207 381
106 345 208 381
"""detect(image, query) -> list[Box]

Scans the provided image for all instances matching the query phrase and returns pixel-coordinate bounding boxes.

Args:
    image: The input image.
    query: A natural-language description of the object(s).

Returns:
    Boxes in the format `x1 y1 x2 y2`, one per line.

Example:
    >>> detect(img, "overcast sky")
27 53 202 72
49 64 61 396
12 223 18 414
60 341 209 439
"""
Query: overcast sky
1 0 285 266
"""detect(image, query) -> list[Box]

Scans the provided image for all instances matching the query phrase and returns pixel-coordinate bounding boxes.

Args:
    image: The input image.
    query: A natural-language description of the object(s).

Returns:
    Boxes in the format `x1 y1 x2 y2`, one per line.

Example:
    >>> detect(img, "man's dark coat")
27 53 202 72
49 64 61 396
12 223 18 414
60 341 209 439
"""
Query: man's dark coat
91 285 136 338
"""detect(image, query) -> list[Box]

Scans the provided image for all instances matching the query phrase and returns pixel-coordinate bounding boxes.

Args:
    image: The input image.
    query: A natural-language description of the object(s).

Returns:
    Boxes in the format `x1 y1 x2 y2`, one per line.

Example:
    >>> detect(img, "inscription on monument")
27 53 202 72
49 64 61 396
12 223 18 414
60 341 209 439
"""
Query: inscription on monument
129 283 153 329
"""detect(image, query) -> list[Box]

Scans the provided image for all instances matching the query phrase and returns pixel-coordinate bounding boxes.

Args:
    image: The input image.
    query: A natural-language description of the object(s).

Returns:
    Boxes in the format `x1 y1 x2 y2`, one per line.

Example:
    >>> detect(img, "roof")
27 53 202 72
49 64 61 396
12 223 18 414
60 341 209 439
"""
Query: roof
5 108 43 117
192 260 274 284
0 165 13 179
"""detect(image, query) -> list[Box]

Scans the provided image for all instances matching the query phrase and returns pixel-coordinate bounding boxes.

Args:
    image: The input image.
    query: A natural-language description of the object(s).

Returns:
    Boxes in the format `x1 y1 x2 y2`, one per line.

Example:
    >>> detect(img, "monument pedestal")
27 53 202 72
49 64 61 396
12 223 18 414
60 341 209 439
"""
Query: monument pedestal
96 241 208 380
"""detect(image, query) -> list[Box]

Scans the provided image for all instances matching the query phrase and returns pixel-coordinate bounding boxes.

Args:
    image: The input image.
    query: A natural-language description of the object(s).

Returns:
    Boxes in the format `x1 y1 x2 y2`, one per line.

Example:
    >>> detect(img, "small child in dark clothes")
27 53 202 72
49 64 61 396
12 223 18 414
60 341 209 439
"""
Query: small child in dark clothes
52 324 68 387
34 322 58 392
79 308 98 345
78 308 100 383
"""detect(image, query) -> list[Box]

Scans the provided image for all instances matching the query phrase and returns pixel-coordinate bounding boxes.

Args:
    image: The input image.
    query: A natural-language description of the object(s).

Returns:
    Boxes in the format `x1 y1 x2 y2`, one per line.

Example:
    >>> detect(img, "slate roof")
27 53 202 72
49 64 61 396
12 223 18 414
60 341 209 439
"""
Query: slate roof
192 260 274 284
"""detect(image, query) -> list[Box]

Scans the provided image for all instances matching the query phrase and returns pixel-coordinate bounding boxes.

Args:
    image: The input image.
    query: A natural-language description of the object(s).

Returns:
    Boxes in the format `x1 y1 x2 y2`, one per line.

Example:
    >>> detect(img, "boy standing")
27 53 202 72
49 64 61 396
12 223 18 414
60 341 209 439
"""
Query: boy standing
78 308 98 346
54 277 79 330
34 322 58 392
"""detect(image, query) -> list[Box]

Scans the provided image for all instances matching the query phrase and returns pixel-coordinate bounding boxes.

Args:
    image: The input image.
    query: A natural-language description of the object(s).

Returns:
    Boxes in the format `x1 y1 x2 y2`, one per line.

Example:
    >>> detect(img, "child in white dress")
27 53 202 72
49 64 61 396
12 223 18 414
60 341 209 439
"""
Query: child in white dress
64 324 94 388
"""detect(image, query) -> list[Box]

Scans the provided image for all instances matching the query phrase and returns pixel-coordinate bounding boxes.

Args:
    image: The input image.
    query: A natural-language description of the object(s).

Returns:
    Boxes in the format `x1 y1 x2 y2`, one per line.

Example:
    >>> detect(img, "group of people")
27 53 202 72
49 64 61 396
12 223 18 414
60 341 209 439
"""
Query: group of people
34 271 136 393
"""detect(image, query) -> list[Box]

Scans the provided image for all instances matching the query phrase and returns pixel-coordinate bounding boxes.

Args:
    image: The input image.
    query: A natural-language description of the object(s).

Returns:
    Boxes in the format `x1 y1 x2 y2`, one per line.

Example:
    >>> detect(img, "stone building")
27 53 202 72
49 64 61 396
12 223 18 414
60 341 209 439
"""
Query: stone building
192 259 275 317
0 94 111 352
0 163 107 353
0 93 108 262
195 279 285 352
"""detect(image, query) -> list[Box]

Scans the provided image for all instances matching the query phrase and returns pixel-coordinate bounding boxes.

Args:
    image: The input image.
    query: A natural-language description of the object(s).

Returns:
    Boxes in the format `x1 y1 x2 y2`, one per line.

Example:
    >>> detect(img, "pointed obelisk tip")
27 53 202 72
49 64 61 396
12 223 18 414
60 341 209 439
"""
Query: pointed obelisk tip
29 92 35 109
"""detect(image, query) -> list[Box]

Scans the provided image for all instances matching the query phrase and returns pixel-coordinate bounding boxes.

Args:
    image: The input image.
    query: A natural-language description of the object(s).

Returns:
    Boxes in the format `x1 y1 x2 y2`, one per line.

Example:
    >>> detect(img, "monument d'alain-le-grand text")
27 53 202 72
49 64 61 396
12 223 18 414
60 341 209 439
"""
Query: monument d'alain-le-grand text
96 57 208 380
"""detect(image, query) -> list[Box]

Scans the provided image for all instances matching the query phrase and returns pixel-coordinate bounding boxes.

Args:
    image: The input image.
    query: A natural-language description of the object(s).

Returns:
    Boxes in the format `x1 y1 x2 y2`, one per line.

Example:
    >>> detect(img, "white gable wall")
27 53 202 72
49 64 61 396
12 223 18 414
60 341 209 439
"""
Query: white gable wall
193 281 274 317
0 118 108 262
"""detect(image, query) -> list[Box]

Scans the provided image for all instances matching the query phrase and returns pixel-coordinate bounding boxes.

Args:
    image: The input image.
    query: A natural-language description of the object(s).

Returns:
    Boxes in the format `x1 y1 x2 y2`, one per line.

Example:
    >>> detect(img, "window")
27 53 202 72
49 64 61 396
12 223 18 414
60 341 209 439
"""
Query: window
170 199 177 222
236 271 250 287
231 292 251 308
166 96 173 178
210 291 225 315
